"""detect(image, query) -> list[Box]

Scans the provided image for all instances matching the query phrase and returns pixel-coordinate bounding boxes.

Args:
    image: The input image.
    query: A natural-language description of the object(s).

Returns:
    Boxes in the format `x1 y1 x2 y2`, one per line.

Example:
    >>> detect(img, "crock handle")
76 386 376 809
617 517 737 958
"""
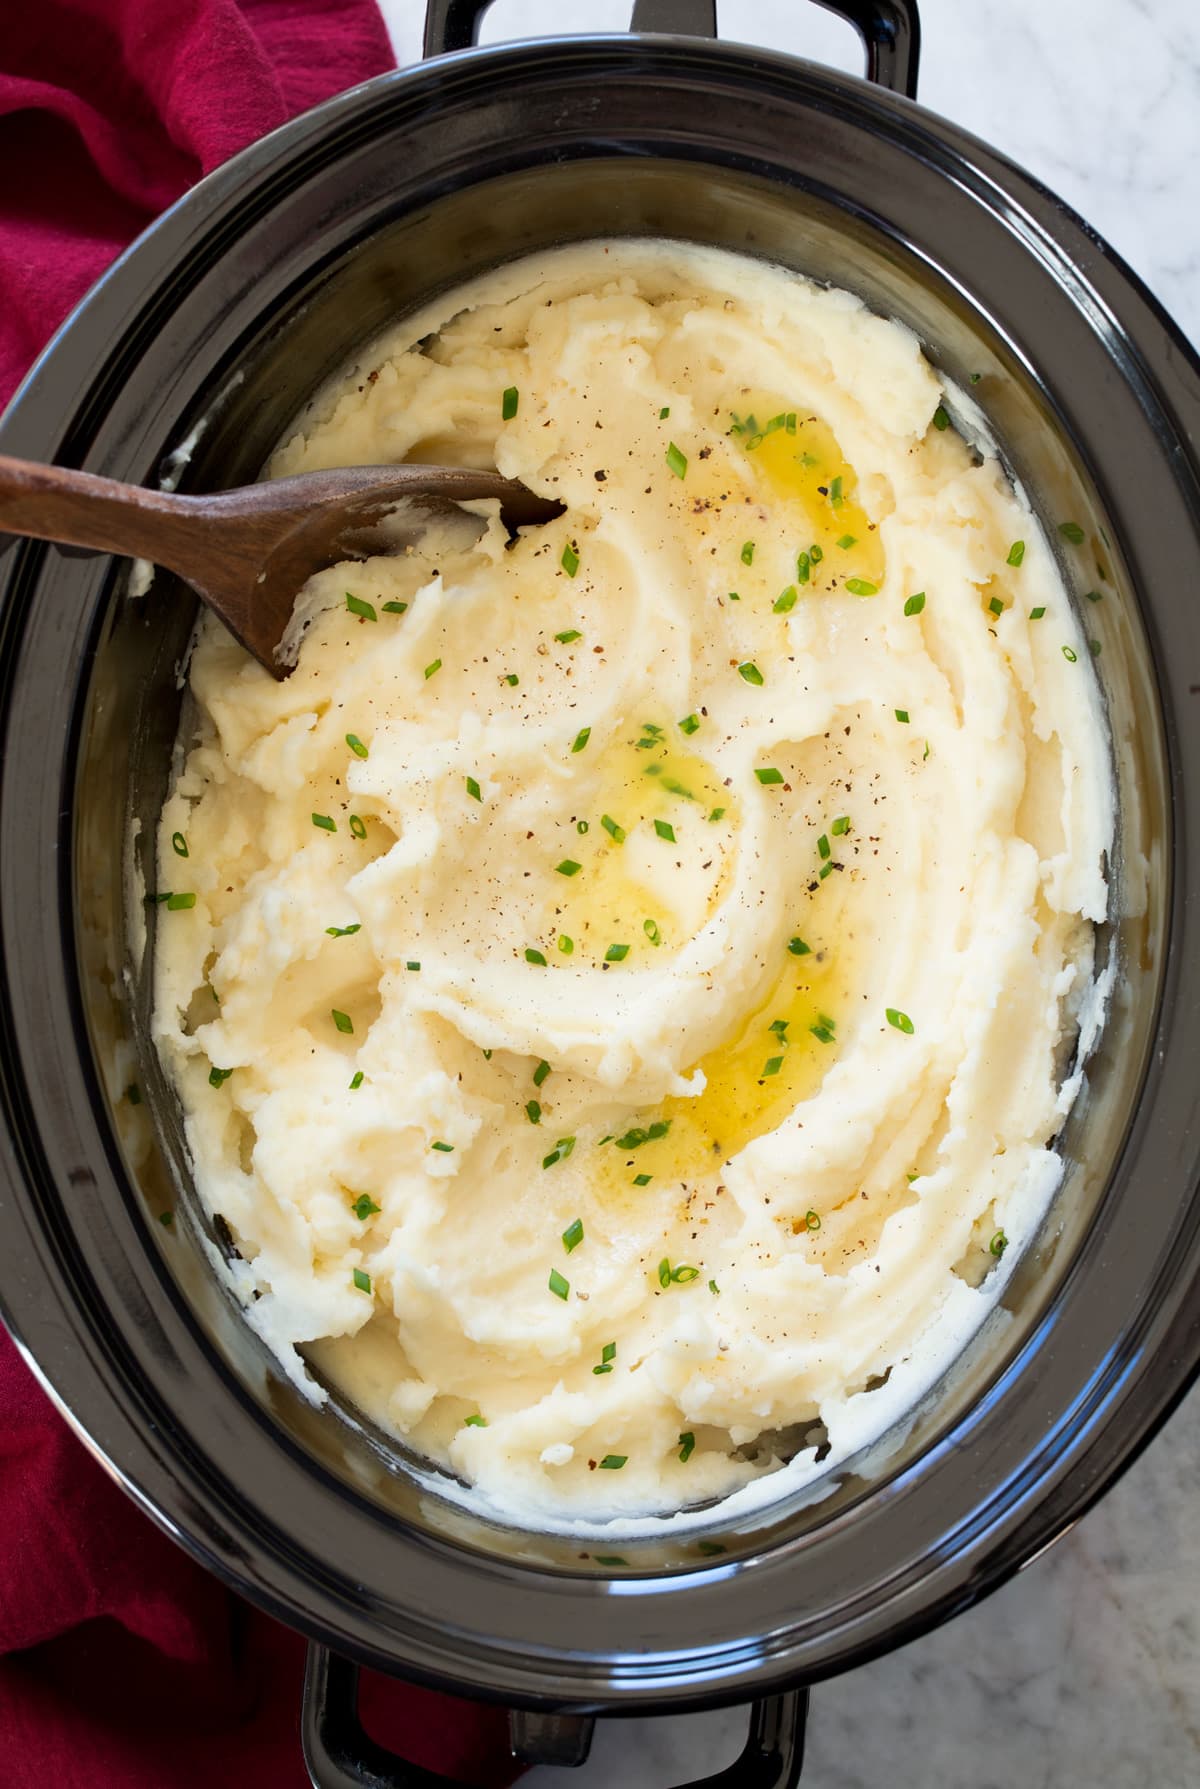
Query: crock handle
302 1643 809 1787
423 0 920 97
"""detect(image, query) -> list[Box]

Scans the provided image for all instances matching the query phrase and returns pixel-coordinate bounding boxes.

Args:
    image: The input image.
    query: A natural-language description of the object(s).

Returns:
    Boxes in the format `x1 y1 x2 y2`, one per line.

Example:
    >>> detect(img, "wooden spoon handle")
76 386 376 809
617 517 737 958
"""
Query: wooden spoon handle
0 453 194 570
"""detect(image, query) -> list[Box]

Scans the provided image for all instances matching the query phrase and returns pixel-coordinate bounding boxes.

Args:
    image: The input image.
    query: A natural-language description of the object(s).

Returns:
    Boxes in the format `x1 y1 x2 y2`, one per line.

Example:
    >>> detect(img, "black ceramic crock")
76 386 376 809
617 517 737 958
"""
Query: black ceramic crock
2 2 1200 1784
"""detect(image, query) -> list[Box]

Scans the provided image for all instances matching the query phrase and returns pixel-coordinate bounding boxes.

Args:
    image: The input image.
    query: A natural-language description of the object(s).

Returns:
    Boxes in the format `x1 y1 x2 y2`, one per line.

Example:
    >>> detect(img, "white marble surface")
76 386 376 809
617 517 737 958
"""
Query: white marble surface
376 3 1200 1783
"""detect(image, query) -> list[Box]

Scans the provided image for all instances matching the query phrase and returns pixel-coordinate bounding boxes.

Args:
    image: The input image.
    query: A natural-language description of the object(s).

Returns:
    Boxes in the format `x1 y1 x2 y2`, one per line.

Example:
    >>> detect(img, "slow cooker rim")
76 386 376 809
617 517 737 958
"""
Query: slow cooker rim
1 33 1198 1708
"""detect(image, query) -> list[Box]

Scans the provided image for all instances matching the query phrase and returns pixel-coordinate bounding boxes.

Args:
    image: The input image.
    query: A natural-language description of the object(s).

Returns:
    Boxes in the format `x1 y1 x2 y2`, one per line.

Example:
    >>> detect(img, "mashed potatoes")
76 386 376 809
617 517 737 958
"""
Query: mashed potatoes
153 241 1112 1524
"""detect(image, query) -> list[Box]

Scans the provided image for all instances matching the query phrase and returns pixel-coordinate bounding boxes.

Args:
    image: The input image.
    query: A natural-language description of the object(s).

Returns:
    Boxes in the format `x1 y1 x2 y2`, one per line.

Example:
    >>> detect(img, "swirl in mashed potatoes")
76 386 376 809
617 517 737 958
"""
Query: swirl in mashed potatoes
154 241 1112 1523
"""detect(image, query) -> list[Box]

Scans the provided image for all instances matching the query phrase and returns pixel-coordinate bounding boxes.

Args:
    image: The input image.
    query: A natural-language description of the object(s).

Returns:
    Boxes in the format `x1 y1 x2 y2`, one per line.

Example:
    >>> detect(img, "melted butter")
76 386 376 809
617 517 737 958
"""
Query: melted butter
539 722 734 963
729 399 886 596
594 917 852 1200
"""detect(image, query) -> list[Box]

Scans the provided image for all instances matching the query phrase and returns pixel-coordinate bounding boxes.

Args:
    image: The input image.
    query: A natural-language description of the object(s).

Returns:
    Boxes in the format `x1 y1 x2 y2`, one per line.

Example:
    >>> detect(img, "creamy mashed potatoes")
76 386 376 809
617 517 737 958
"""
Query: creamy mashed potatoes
153 241 1112 1524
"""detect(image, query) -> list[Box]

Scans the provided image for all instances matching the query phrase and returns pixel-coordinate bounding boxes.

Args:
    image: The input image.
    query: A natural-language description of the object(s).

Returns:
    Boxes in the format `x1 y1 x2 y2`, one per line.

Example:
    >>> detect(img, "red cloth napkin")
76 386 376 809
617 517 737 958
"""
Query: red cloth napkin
0 4 519 1782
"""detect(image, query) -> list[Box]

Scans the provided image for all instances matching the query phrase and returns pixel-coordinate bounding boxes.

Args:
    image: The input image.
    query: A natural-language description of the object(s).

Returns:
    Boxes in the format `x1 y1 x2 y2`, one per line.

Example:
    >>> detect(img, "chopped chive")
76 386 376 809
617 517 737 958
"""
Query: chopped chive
525 947 548 965
659 405 670 419
601 814 626 843
549 1268 570 1300
817 834 831 860
1085 589 1104 603
797 554 810 586
542 1136 576 1169
605 943 630 962
158 1211 174 1228
988 595 1004 617
755 767 784 785
970 371 982 383
738 662 764 686
558 934 574 955
533 1060 551 1087
666 442 688 479
989 1229 1009 1257
786 413 797 433
708 1278 719 1294
708 806 726 822
818 862 833 880
903 591 926 616
505 672 519 685
353 1267 372 1293
349 1070 364 1090
678 1431 696 1463
431 1140 454 1153
171 831 188 858
346 733 368 759
809 543 824 565
165 892 196 910
562 1217 584 1253
352 1194 381 1220
728 591 741 602
837 534 857 550
602 1341 616 1363
679 712 700 735
406 960 421 972
788 937 811 956
932 405 950 431
312 813 336 832
805 1209 821 1231
570 727 592 755
208 1066 233 1087
1062 644 1078 662
382 600 408 615
482 1049 492 1060
466 776 482 801
1058 521 1086 544
830 475 843 507
845 578 878 596
502 385 519 420
657 1258 671 1288
561 542 580 577
599 1455 627 1470
633 1172 652 1186
831 815 850 836
741 540 755 565
886 1007 915 1034
327 917 361 934
643 918 662 946
762 1056 784 1077
556 859 582 876
774 585 798 613
654 819 676 842
895 708 910 723
465 1413 488 1427
671 1264 699 1283
526 1100 542 1124
555 629 582 644
1029 606 1046 620
345 593 377 622
349 814 367 838
424 659 442 680
1007 540 1026 567
577 820 589 835
810 1022 835 1044
1090 639 1102 656
769 1019 789 1039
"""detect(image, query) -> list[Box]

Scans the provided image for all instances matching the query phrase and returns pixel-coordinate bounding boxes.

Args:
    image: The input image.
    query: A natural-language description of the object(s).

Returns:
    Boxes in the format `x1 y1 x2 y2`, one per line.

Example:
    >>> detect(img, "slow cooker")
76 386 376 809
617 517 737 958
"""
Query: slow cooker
2 2 1199 1782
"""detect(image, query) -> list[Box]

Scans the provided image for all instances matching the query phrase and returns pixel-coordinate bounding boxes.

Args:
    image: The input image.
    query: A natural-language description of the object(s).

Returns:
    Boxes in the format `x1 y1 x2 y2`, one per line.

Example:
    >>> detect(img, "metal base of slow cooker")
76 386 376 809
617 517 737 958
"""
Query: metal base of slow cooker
2 0 1200 1784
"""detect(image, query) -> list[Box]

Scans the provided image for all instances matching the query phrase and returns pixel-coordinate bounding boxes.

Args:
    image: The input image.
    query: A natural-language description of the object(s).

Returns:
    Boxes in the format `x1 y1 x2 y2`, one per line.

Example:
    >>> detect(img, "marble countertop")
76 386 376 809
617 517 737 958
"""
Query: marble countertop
377 3 1200 1783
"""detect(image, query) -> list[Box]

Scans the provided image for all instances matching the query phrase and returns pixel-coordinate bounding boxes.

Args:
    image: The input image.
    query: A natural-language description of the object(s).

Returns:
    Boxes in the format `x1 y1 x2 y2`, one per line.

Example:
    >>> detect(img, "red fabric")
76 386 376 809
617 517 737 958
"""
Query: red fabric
0 5 518 1782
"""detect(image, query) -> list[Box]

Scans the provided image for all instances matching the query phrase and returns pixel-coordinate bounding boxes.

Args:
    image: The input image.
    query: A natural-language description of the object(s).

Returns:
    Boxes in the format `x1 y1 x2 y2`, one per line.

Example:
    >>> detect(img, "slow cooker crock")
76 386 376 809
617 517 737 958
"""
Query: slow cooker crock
2 2 1199 1783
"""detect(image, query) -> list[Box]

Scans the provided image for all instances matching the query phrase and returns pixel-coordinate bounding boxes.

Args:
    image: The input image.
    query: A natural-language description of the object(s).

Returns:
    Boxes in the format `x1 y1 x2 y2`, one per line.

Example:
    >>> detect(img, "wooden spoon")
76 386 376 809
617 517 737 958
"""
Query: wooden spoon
0 455 564 677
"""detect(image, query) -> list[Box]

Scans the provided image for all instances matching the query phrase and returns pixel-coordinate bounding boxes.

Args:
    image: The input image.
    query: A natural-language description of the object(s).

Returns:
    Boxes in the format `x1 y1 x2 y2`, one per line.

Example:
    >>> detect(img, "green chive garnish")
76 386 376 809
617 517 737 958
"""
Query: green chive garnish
738 662 764 686
1030 606 1046 620
762 1056 783 1077
165 892 196 910
171 831 188 858
352 1194 381 1220
555 629 582 644
345 593 376 622
988 596 1004 617
558 934 574 955
837 534 856 550
382 600 408 614
542 1136 576 1169
932 405 950 431
903 591 926 616
895 708 910 723
562 1217 584 1253
525 947 547 965
349 1071 364 1090
502 385 519 420
709 806 726 822
571 727 591 753
805 1209 821 1231
797 554 810 586
633 1172 652 1186
679 713 700 735
549 1268 570 1300
599 1455 627 1470
708 1279 719 1295
562 543 580 577
654 819 676 842
1007 541 1025 567
555 859 581 876
605 943 630 962
406 960 421 971
526 1100 542 1124
601 814 626 843
353 1267 371 1292
659 405 670 419
424 659 442 680
989 1230 1008 1257
831 815 850 836
1085 589 1103 603
533 1060 551 1087
431 1140 454 1153
817 834 831 860
209 1066 233 1087
886 1008 914 1033
349 814 367 838
774 585 798 613
666 442 688 479
830 475 843 506
465 1413 488 1427
845 578 878 596
671 1265 699 1283
312 813 336 832
1058 521 1085 544
788 937 811 956
1062 644 1078 662
643 918 662 946
678 1431 695 1462
741 541 755 565
755 767 784 785
505 672 519 685
466 776 482 802
326 923 361 938
346 734 368 759
159 1211 174 1228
